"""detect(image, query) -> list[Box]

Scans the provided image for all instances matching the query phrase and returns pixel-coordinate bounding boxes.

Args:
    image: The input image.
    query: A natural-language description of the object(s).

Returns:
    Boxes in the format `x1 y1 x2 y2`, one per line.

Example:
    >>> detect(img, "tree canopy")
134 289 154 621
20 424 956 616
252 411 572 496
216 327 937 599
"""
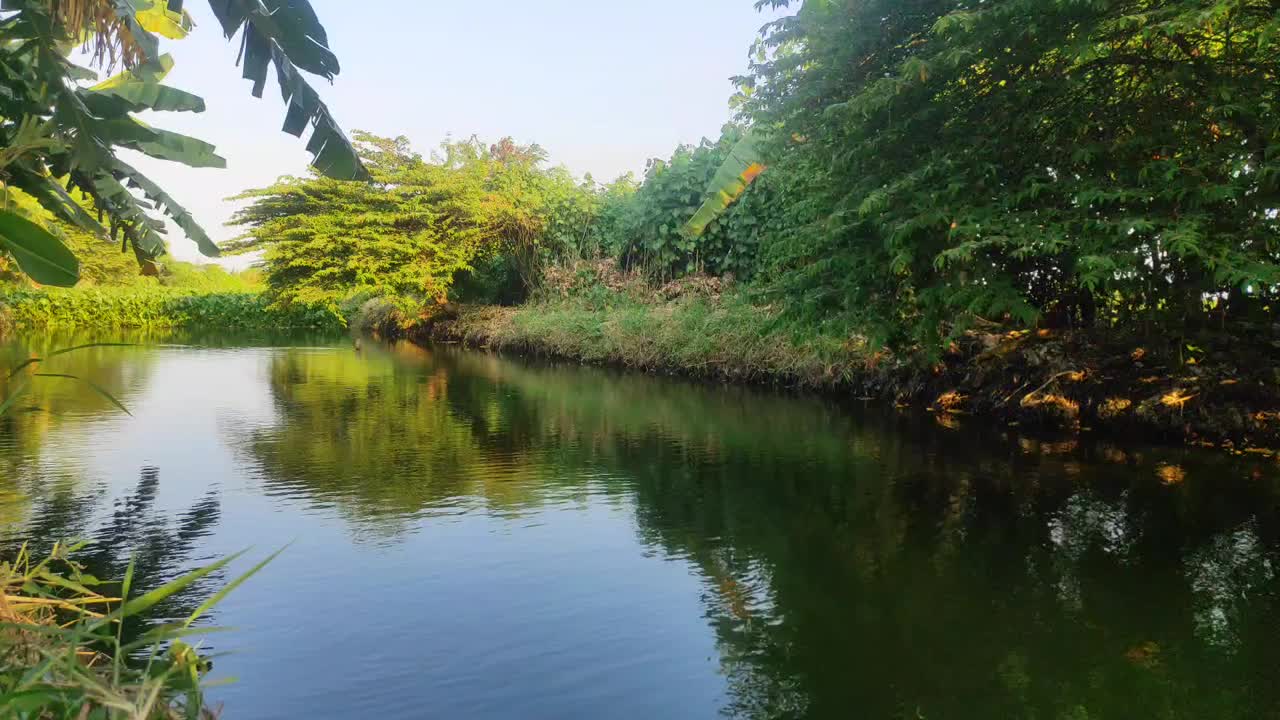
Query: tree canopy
227 133 612 312
740 0 1280 347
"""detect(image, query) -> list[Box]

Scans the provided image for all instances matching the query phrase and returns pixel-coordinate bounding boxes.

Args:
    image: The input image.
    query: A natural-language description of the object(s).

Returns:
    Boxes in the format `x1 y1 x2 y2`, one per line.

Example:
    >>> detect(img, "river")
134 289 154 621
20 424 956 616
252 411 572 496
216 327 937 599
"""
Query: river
1 333 1277 719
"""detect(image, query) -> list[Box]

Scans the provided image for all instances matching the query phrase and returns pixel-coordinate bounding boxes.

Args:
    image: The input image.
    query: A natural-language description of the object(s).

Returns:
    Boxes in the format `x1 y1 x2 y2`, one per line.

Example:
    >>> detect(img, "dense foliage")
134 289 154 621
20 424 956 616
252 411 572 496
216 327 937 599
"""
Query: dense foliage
604 127 777 280
228 133 619 312
0 287 338 333
0 0 363 287
95 0 1280 356
742 0 1280 348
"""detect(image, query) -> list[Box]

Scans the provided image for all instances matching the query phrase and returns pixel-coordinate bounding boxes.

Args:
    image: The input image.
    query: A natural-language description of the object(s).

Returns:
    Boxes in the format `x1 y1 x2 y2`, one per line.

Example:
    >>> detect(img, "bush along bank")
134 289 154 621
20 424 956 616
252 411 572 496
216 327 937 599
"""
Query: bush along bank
0 288 343 334
403 266 1280 457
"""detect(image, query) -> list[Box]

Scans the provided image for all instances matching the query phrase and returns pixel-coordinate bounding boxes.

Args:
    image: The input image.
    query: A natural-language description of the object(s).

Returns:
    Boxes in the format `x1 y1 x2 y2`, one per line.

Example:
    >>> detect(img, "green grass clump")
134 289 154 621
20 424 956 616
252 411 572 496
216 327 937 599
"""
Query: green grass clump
0 288 342 334
0 542 277 719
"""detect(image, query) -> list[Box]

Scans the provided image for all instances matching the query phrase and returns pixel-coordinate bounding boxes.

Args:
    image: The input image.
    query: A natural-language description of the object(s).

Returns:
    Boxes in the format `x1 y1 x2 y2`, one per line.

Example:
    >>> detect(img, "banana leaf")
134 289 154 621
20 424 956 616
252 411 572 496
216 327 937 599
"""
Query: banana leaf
4 164 105 235
204 0 368 181
113 159 219 257
88 54 205 113
109 0 161 63
134 0 193 40
683 135 766 238
102 118 226 168
78 171 169 257
0 209 80 286
130 126 225 168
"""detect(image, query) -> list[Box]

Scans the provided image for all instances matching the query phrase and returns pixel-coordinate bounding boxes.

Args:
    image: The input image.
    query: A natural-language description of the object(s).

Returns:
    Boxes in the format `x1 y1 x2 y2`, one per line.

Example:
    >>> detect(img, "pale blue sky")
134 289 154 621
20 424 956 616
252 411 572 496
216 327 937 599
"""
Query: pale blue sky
124 1 785 263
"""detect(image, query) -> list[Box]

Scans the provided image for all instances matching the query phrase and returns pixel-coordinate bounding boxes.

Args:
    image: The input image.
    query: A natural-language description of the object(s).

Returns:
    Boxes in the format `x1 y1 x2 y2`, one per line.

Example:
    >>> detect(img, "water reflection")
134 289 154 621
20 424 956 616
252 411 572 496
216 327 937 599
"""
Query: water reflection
2 336 1279 719
1 466 223 634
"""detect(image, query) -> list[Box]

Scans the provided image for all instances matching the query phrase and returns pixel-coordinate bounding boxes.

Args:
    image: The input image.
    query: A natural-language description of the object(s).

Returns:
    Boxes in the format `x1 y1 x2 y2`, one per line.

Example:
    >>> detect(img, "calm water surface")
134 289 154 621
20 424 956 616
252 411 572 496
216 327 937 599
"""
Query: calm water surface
1 333 1278 719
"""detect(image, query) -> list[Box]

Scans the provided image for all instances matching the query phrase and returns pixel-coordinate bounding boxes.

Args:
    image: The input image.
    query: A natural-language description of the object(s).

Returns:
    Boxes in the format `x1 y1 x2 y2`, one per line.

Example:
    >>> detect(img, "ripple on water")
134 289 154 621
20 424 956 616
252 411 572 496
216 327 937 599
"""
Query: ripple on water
2 337 1280 720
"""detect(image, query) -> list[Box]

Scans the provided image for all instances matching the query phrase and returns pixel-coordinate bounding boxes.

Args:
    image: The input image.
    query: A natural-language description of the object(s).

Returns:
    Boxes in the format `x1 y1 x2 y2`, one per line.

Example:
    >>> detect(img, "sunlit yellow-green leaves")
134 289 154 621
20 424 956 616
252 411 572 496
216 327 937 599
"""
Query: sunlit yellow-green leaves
133 0 193 39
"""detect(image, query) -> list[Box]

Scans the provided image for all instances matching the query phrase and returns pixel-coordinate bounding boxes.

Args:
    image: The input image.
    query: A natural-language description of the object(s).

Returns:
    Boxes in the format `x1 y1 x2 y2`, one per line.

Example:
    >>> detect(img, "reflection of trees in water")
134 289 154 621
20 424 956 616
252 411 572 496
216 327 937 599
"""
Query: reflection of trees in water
1044 491 1139 611
241 342 1280 719
4 467 223 634
0 335 159 503
235 349 571 543
1185 520 1275 650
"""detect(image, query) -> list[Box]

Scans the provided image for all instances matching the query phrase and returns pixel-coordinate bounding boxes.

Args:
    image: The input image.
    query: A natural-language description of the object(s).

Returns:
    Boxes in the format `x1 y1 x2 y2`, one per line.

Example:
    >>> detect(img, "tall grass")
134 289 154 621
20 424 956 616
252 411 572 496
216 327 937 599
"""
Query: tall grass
435 288 868 388
0 542 278 719
0 288 341 334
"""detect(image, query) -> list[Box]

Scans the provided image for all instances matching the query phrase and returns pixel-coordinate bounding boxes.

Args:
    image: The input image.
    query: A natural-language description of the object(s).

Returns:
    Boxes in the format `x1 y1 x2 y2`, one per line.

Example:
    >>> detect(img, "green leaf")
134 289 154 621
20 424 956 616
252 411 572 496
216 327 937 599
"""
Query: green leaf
47 342 138 359
0 381 29 417
8 357 42 378
183 545 286 628
114 159 220 256
0 210 80 287
203 0 368 181
94 551 247 627
81 171 168 257
88 54 206 113
4 166 105 235
208 0 339 81
121 556 136 605
111 121 226 168
32 373 133 416
92 53 176 89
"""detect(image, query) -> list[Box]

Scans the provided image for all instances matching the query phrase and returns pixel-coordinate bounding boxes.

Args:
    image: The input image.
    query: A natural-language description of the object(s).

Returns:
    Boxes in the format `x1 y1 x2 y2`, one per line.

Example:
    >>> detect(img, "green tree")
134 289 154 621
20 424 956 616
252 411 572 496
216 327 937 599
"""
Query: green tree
746 0 1280 349
227 133 490 312
229 133 611 312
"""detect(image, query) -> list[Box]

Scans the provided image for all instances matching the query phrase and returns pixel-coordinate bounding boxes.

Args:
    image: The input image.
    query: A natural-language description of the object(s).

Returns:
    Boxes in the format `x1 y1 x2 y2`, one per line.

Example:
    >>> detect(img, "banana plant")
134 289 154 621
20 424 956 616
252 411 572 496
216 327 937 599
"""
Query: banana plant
682 134 766 238
0 0 367 287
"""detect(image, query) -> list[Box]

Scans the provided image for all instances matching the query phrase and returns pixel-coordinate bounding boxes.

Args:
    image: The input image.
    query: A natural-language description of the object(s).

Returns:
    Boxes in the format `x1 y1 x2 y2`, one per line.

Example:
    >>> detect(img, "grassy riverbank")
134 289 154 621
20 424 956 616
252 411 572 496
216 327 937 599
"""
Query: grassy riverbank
417 283 1280 455
427 293 862 387
0 287 341 335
